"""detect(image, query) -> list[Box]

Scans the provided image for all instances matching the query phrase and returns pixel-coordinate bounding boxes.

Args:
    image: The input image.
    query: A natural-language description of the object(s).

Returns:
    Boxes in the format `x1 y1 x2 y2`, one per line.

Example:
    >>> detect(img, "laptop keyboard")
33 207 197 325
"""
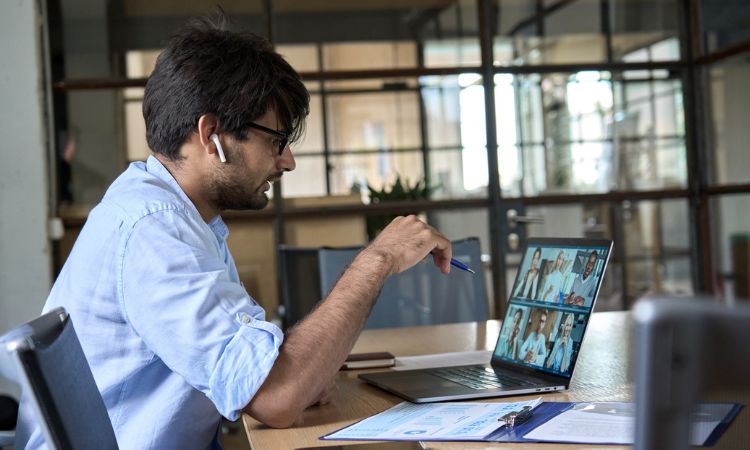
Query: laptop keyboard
429 365 543 391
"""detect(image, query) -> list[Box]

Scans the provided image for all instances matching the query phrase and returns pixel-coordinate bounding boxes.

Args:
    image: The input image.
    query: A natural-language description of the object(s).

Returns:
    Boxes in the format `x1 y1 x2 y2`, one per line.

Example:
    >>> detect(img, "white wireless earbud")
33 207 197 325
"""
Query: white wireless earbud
210 133 226 163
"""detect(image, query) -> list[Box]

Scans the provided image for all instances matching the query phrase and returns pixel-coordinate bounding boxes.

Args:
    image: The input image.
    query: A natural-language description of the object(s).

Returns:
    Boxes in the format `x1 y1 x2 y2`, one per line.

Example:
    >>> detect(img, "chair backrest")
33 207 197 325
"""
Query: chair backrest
632 295 750 450
277 247 325 329
279 237 489 329
1 308 118 450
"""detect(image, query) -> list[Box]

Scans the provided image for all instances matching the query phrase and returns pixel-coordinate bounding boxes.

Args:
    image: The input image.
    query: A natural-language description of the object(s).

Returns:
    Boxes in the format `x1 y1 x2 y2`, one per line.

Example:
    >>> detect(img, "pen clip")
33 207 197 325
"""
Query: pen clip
498 405 533 428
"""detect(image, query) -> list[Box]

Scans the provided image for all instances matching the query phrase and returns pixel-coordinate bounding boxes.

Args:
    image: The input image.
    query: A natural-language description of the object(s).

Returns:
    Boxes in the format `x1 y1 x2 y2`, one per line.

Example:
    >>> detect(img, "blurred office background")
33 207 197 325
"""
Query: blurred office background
2 0 750 336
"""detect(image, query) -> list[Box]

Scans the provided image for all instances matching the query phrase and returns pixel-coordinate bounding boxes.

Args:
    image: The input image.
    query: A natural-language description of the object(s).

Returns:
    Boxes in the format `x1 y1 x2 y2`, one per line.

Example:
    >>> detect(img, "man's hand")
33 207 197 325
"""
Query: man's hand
363 215 452 276
245 215 451 428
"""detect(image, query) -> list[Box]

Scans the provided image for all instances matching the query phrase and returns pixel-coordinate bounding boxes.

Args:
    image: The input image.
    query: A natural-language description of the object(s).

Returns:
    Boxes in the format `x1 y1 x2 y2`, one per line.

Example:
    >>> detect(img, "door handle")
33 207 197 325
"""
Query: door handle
507 209 545 226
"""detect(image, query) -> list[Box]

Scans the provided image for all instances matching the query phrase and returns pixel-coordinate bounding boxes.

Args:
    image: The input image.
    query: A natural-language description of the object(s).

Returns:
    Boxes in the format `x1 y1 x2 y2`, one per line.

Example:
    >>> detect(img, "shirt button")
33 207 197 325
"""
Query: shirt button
240 313 251 324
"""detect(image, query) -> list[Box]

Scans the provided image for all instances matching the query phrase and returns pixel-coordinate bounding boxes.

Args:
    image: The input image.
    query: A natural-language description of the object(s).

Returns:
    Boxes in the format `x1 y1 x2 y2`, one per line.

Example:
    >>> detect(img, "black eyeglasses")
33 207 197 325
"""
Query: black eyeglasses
246 122 290 155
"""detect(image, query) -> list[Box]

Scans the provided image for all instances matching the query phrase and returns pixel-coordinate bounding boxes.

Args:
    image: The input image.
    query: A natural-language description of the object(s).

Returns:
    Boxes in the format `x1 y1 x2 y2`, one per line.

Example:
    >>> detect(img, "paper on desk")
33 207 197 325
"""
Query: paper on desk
323 397 542 441
393 350 493 371
523 402 735 445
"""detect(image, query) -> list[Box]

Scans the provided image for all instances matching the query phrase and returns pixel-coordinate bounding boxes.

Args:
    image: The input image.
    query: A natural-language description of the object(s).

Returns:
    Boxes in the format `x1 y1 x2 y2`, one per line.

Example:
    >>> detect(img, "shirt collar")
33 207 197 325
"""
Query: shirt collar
145 155 228 240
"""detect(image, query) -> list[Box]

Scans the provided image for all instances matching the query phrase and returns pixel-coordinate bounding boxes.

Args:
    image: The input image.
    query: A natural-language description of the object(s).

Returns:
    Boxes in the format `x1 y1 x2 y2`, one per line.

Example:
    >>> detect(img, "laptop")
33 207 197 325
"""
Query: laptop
359 237 613 403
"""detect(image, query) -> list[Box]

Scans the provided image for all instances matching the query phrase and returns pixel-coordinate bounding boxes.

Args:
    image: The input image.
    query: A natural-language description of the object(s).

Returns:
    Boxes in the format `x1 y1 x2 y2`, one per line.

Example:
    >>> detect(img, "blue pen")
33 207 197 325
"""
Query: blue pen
450 258 475 274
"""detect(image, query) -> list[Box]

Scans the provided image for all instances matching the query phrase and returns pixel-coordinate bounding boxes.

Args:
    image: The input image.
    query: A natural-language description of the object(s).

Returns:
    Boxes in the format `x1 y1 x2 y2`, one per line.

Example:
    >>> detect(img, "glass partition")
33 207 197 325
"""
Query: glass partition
712 195 750 301
493 0 680 66
708 54 750 186
621 199 693 300
273 0 479 69
492 69 686 197
327 151 424 196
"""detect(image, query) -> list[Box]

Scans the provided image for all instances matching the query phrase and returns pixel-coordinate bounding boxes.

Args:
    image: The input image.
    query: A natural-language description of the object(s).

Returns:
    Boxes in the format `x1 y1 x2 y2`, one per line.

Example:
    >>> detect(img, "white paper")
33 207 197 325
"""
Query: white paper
393 350 493 371
523 402 734 445
323 398 542 441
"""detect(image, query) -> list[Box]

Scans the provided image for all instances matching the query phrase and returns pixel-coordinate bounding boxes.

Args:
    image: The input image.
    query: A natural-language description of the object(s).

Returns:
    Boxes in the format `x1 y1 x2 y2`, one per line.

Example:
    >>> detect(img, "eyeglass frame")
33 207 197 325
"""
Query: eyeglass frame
245 122 290 155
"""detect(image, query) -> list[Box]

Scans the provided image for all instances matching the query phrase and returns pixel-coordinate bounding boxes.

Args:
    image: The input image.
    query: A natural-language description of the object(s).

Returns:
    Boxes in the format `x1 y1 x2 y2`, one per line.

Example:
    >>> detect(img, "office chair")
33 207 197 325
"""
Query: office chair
1 307 118 450
0 339 19 449
632 295 750 450
0 395 14 448
278 237 489 329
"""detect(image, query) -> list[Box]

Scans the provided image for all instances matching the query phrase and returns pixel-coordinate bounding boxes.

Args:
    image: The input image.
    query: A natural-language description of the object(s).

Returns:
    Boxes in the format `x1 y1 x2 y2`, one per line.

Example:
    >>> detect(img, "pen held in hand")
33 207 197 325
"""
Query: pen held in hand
449 258 475 274
429 250 475 274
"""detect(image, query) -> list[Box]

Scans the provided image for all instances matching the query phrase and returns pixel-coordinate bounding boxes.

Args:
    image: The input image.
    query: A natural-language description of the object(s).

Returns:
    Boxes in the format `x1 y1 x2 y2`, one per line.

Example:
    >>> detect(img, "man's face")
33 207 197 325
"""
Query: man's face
583 254 596 277
538 313 547 331
511 311 522 335
207 109 296 211
555 252 564 270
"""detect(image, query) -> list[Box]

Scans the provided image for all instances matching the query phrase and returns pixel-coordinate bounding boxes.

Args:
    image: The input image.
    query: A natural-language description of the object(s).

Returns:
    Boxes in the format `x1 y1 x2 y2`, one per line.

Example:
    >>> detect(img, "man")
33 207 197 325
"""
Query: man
519 309 549 366
497 308 523 360
15 18 452 449
564 250 599 307
545 313 575 373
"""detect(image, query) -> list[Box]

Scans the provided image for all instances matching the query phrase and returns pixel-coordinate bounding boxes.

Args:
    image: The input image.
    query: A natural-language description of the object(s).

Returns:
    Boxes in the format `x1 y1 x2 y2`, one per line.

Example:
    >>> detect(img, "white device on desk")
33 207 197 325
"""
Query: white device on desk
633 295 750 450
360 237 613 403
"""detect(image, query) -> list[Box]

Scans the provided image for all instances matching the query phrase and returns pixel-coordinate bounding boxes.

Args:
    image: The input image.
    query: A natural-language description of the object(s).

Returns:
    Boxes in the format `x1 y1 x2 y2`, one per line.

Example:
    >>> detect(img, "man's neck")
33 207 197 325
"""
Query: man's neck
155 154 219 223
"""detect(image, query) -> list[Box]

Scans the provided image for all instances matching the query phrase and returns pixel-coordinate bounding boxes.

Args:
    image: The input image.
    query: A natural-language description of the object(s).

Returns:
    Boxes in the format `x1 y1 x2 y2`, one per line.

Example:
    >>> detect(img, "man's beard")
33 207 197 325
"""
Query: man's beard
209 171 269 211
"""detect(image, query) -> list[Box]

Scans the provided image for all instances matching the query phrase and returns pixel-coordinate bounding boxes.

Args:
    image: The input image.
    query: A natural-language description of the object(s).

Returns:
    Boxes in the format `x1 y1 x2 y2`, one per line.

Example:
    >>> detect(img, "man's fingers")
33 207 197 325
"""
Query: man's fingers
371 215 453 275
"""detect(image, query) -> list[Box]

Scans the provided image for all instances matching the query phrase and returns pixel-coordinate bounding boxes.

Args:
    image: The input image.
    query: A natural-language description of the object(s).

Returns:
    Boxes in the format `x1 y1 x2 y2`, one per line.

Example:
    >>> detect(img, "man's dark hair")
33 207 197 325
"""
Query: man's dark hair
143 16 309 160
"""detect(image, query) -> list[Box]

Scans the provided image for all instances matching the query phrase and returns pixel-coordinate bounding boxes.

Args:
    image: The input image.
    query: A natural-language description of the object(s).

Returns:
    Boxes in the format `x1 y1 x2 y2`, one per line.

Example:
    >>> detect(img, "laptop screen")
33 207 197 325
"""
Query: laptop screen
492 238 612 379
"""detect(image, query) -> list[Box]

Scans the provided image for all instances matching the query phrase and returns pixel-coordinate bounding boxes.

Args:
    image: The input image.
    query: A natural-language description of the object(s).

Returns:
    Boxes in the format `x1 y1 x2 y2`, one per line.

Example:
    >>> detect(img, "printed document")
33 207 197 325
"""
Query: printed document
323 398 541 441
524 402 735 445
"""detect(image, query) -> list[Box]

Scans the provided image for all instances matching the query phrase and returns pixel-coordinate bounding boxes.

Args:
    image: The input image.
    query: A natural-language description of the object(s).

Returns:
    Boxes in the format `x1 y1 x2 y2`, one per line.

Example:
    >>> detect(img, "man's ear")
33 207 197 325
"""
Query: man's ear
197 114 220 156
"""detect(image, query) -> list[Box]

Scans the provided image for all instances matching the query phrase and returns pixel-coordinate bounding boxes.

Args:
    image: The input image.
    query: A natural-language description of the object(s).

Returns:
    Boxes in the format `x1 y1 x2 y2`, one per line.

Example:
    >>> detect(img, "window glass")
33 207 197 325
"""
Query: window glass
326 91 421 152
708 54 750 186
328 151 424 196
282 155 327 198
422 76 463 149
276 44 319 72
712 195 750 301
124 97 149 162
621 199 693 299
493 0 680 66
424 38 481 68
274 0 479 69
491 70 686 197
292 94 324 154
322 42 417 71
429 148 489 199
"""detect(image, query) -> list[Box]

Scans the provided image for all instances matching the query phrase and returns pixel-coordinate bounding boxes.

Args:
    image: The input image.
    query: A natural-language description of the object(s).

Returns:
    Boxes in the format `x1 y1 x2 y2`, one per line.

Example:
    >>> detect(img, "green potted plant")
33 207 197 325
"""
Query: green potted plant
366 175 436 240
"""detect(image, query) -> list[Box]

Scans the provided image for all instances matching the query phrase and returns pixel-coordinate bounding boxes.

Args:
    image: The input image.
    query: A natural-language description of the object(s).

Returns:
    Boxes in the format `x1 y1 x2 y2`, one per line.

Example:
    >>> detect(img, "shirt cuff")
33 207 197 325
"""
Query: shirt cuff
207 315 284 420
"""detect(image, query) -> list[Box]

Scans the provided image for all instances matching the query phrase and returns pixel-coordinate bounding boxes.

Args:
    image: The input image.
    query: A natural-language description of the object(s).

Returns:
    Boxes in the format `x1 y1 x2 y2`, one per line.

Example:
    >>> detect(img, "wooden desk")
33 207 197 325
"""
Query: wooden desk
243 312 746 449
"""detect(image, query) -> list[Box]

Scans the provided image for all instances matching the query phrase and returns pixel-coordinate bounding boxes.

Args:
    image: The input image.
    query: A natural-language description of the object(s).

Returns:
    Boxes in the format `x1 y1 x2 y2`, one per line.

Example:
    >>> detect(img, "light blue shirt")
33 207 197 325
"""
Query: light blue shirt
16 156 283 449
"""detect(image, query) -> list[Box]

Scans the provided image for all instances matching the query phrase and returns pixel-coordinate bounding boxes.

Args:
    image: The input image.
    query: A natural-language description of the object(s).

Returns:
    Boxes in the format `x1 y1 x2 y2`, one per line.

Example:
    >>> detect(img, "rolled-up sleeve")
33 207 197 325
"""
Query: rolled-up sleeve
119 208 283 420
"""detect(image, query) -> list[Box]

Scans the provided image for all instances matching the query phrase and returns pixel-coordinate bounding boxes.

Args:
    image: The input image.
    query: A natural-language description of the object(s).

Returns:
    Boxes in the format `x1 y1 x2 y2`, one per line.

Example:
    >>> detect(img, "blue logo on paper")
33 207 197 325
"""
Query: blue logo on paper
404 430 427 435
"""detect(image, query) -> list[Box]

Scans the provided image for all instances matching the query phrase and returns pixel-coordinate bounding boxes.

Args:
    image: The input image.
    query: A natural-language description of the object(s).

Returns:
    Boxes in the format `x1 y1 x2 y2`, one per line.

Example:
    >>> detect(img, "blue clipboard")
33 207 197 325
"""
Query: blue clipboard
321 401 742 446
484 402 742 446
